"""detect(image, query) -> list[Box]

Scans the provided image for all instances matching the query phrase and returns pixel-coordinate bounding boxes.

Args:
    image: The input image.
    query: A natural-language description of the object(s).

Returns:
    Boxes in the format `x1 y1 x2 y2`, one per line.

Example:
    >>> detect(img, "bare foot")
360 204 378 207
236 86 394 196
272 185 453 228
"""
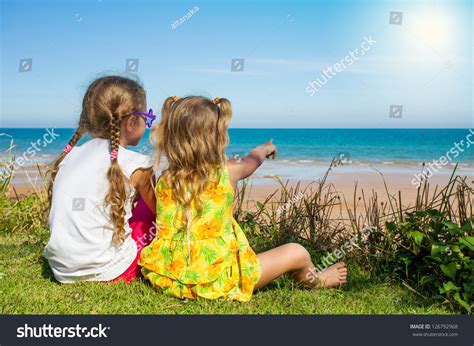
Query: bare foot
313 262 347 288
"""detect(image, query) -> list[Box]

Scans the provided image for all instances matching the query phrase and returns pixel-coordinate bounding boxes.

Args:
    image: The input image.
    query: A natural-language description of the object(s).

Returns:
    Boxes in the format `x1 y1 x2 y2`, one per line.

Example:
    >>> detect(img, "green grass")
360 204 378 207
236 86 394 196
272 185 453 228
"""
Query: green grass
0 213 454 314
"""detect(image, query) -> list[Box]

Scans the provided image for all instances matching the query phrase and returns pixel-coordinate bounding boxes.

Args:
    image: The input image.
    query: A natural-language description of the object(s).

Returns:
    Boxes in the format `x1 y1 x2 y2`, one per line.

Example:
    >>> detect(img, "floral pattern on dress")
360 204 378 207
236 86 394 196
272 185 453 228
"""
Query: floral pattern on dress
139 167 261 302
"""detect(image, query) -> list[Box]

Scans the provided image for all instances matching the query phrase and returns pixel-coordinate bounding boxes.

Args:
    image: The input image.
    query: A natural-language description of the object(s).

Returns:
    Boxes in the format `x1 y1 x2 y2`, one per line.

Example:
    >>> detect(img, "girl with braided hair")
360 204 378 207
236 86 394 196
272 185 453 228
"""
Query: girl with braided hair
139 96 347 302
44 76 157 283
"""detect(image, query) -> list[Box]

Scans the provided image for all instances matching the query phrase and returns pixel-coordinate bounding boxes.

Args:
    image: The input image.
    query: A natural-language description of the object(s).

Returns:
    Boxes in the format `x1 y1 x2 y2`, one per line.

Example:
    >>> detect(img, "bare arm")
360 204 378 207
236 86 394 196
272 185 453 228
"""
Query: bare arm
227 139 277 189
130 167 156 215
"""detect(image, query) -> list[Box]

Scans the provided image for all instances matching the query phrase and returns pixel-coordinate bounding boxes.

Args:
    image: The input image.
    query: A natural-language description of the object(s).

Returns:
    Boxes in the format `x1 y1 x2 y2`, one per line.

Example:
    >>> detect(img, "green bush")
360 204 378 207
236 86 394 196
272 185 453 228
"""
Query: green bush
380 210 473 313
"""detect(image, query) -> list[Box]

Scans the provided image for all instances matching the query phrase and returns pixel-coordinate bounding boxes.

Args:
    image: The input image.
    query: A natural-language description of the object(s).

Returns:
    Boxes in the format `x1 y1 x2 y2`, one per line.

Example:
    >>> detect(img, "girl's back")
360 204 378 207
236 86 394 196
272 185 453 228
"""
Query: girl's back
45 138 150 282
139 96 261 301
154 167 233 241
140 165 261 301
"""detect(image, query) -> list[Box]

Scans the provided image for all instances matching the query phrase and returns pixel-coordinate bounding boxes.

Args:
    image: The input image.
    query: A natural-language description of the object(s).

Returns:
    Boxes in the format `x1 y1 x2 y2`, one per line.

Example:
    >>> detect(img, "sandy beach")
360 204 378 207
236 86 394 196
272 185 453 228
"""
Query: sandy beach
7 160 473 219
237 162 473 217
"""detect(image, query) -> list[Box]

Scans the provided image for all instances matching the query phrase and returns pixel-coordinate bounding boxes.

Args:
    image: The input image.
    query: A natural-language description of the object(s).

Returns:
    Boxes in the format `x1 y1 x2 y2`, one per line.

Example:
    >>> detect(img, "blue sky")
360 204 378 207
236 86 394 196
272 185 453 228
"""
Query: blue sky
0 0 472 128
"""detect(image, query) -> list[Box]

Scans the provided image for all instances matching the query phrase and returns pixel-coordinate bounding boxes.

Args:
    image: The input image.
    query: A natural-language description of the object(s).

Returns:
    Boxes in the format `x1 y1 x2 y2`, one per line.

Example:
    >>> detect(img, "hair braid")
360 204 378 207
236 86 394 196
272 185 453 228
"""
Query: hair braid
104 115 128 245
46 116 87 218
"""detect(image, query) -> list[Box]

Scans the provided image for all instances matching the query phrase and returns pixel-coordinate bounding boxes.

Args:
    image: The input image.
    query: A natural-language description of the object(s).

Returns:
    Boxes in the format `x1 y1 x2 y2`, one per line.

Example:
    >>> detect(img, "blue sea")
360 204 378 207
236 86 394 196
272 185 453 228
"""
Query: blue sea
1 128 473 181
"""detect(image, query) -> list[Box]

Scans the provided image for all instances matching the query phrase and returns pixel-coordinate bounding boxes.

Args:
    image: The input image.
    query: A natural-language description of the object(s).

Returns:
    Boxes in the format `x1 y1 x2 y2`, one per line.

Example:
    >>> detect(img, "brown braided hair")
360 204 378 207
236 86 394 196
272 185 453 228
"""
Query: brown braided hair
47 76 146 245
105 115 128 244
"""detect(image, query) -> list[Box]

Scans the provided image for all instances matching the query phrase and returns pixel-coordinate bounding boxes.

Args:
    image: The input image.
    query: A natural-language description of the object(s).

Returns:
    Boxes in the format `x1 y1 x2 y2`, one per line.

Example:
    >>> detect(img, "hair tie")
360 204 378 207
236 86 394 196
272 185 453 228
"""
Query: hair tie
110 150 118 160
171 96 180 102
212 97 221 105
63 144 72 154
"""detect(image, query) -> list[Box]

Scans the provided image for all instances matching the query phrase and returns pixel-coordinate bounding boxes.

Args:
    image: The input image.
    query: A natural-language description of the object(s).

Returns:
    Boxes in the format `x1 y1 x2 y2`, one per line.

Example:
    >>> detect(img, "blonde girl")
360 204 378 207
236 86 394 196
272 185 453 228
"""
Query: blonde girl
45 76 157 283
139 96 347 301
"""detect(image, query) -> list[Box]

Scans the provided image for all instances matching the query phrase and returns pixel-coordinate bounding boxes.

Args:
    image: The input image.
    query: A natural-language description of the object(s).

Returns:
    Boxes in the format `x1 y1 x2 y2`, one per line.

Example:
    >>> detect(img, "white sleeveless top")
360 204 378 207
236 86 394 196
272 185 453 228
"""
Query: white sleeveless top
44 138 152 283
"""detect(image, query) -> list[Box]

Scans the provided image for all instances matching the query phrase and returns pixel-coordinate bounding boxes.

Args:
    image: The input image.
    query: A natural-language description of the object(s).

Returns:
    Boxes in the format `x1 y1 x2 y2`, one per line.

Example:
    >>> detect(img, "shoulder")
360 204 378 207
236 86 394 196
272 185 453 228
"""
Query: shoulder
118 147 152 179
226 158 240 174
226 159 242 187
61 138 106 166
67 137 106 155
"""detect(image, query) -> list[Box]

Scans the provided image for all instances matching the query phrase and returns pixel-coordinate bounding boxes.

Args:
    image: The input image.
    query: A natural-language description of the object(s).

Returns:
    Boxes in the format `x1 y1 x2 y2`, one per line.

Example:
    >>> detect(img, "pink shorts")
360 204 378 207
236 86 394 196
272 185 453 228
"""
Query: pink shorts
112 198 155 283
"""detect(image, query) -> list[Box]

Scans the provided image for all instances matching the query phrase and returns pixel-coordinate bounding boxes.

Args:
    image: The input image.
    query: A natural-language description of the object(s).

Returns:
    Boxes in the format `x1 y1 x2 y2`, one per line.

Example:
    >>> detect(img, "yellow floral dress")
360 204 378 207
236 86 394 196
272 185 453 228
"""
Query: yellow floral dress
139 167 261 302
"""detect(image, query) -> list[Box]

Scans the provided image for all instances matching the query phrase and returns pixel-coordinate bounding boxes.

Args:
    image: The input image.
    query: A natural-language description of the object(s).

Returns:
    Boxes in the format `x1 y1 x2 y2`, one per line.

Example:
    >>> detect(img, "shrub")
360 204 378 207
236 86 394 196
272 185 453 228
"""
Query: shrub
383 210 473 312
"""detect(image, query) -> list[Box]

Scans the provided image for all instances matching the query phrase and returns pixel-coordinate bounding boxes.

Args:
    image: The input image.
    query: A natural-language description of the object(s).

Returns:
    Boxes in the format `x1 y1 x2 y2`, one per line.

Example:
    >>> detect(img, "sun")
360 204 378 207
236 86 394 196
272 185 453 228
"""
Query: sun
410 9 452 49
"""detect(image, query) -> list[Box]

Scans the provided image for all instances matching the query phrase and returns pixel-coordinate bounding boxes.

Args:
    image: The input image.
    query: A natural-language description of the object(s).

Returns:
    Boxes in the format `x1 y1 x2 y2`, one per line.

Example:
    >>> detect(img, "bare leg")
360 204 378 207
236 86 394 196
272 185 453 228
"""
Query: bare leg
254 243 347 290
